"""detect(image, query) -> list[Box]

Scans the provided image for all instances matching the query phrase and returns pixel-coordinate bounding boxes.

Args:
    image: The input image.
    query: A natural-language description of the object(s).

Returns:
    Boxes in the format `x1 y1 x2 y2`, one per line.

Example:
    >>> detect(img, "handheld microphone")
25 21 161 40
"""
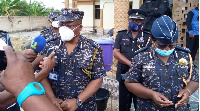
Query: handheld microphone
30 36 46 53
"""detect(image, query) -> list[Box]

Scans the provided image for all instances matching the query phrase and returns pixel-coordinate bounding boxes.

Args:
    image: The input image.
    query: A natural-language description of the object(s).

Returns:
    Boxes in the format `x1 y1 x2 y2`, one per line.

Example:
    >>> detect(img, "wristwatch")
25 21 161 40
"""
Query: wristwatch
75 97 83 106
17 82 45 107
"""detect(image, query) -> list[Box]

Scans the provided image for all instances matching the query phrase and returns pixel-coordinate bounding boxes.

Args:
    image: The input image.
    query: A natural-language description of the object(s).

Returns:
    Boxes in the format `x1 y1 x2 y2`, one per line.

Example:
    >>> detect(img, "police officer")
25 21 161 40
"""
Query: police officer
125 15 199 111
186 5 199 61
0 30 20 111
40 11 60 41
113 9 151 111
39 8 106 111
140 0 169 33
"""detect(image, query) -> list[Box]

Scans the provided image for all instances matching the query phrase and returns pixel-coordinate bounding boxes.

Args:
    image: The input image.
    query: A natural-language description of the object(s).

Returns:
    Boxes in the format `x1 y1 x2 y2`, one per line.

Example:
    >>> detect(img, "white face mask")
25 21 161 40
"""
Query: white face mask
52 21 59 28
59 25 80 42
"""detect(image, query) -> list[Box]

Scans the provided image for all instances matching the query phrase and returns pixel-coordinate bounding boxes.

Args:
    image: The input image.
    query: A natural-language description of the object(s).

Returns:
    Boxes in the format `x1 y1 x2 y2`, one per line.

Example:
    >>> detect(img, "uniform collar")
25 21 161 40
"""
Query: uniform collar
127 30 142 40
77 35 84 50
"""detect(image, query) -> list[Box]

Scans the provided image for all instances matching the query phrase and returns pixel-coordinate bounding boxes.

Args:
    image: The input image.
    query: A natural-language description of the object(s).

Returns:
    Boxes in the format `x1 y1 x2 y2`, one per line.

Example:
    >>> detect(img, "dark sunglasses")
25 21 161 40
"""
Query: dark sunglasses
155 41 177 49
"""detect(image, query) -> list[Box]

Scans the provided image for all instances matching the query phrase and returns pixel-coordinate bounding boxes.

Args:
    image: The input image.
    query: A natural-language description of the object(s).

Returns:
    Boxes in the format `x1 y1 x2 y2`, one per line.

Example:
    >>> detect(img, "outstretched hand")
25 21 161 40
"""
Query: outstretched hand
0 46 35 97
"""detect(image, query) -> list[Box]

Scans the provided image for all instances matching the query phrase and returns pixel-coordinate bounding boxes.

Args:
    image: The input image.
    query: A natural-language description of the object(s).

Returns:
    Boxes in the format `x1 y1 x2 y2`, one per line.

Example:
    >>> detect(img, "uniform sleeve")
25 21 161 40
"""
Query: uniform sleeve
91 47 106 80
190 63 199 82
114 32 123 49
126 55 143 83
186 11 193 31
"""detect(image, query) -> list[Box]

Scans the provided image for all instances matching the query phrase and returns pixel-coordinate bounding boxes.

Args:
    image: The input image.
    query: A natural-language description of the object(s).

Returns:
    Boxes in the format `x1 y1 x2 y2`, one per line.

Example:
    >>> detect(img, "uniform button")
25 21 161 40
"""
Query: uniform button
132 49 133 51
132 41 134 43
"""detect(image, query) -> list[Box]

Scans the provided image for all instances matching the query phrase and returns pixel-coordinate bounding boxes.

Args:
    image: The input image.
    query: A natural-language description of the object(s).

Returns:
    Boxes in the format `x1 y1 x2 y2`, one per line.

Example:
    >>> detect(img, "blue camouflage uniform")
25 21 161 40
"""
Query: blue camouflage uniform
41 36 106 111
127 46 199 111
40 27 59 42
40 8 106 111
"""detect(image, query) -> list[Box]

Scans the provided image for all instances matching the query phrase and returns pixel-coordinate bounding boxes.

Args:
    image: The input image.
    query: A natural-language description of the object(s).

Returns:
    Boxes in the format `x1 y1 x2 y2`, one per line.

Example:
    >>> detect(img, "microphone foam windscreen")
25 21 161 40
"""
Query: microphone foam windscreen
31 36 46 53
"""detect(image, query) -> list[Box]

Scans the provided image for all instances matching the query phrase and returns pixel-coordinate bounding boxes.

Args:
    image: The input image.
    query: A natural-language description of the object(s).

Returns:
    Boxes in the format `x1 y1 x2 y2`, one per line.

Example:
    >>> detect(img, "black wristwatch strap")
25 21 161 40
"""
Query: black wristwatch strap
75 97 82 106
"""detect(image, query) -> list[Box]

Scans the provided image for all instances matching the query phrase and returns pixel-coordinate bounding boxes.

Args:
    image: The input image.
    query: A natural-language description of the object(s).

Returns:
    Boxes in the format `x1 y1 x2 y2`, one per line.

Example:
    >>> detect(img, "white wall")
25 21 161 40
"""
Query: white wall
132 0 140 9
0 16 48 32
78 5 94 30
100 0 114 30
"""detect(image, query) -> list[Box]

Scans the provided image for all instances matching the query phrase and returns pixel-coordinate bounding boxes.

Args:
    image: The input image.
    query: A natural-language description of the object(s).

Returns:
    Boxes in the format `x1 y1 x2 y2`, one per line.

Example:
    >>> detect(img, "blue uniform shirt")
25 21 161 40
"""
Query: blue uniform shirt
127 47 199 111
40 27 59 42
40 35 106 111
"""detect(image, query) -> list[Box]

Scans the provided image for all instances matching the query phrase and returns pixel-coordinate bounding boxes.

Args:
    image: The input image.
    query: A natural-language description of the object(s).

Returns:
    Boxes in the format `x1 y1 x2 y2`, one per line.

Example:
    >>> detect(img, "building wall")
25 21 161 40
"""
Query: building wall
100 0 114 32
78 5 94 31
0 16 48 33
131 0 140 9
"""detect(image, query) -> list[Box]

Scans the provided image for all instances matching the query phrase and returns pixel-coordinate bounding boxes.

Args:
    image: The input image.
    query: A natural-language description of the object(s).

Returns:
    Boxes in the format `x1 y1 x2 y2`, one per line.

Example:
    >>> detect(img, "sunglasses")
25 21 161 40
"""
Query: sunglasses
155 41 177 49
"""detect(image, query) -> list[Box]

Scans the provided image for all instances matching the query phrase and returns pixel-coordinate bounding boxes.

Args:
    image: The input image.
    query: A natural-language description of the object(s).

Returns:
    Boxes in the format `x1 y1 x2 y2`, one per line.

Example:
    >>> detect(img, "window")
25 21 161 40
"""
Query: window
95 5 100 19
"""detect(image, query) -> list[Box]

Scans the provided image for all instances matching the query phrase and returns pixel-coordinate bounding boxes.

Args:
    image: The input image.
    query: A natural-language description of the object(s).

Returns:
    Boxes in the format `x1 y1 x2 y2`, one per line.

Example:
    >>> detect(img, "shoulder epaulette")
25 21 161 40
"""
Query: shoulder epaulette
175 46 191 53
134 46 148 55
143 30 151 35
117 29 127 33
41 28 51 33
87 39 99 49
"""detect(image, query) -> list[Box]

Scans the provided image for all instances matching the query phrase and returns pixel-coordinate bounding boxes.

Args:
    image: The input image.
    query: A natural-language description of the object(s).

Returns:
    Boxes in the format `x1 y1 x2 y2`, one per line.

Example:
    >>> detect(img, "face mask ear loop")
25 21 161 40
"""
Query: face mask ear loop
72 24 82 37
72 24 81 31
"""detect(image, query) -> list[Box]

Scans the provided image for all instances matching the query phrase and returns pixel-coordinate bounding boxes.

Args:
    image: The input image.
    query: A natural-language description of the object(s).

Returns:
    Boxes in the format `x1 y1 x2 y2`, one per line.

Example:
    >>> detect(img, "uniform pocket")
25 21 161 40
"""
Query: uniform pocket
120 40 130 53
176 65 189 85
76 59 92 80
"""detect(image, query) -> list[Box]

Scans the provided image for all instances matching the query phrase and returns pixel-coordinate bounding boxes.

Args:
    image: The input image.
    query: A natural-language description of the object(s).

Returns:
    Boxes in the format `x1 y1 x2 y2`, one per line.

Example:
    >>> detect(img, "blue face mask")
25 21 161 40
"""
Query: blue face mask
155 48 175 56
129 22 142 31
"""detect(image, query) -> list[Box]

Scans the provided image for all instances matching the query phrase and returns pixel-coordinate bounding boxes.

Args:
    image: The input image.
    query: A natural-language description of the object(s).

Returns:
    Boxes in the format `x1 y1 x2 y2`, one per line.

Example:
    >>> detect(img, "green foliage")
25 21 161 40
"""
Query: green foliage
0 0 60 16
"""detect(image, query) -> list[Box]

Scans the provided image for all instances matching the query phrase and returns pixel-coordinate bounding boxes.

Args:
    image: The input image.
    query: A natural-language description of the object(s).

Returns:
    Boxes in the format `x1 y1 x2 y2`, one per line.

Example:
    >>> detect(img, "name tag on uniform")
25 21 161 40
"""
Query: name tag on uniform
48 71 58 81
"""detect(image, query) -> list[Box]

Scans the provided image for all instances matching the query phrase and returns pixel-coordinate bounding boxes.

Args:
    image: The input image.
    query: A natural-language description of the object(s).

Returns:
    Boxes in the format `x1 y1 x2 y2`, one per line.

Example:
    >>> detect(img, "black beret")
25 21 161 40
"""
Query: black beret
128 9 146 19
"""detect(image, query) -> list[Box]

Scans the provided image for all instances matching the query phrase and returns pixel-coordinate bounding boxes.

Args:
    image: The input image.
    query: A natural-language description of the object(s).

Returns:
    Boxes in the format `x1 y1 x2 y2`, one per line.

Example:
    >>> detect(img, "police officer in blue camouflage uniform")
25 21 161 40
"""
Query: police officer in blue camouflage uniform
125 15 199 111
40 8 106 111
40 11 60 41
113 9 151 111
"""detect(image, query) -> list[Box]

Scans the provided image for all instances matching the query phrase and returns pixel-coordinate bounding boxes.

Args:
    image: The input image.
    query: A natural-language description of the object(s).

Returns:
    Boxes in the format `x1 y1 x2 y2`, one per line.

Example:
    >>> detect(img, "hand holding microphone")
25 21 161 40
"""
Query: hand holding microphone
22 36 46 62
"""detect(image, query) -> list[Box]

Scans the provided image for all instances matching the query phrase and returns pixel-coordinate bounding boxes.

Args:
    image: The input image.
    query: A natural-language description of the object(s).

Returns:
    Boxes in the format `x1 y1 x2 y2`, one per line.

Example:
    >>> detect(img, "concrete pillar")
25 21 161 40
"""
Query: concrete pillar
100 9 103 29
113 0 129 40
65 0 69 8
